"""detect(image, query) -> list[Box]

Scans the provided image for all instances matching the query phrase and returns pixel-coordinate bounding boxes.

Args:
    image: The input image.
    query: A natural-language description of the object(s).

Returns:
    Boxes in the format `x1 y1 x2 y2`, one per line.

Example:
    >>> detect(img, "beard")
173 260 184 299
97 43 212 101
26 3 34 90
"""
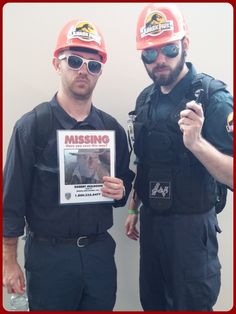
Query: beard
146 50 186 87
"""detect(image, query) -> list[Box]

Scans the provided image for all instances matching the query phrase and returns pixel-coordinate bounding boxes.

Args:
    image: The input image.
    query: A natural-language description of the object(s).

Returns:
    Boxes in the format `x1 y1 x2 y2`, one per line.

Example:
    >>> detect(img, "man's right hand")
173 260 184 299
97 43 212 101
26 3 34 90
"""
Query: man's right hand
3 237 25 294
3 261 26 294
125 214 139 241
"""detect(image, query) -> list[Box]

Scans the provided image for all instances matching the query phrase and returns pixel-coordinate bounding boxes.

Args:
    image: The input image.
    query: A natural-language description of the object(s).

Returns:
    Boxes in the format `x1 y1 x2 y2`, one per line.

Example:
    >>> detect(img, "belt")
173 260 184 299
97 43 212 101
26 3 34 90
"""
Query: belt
29 232 104 247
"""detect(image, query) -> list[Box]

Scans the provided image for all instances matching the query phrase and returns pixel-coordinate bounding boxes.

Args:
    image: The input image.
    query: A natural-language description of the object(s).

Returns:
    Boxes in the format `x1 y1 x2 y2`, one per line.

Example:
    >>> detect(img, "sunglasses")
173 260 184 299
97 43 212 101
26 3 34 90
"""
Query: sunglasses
58 54 103 75
141 44 180 64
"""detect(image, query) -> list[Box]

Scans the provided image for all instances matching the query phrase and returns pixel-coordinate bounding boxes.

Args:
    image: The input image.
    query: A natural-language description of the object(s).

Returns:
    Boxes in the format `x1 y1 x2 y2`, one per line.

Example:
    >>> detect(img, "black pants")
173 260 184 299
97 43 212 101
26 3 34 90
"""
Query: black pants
24 232 117 311
139 207 221 311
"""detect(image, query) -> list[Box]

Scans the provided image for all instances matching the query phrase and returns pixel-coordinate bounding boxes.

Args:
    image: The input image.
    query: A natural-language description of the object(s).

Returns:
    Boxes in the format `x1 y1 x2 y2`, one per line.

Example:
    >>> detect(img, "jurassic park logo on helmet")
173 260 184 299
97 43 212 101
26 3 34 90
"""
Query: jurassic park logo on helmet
68 21 101 45
140 11 174 39
54 19 107 63
136 3 188 50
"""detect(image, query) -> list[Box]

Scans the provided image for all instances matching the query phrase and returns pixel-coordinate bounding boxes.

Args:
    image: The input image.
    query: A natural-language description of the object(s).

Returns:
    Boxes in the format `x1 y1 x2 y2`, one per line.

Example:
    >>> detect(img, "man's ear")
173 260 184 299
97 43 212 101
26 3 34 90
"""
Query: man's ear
182 36 189 53
52 57 61 73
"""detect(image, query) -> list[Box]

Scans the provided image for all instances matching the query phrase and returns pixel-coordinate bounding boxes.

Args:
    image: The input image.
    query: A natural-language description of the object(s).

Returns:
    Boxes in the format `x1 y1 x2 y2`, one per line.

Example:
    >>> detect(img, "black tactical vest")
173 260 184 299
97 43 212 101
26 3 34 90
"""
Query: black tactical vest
132 79 222 215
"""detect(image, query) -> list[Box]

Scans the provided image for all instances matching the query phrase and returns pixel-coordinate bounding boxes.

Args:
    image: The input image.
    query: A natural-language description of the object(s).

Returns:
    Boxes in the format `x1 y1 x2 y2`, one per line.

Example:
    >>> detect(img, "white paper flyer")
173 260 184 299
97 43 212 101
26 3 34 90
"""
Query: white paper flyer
57 130 115 204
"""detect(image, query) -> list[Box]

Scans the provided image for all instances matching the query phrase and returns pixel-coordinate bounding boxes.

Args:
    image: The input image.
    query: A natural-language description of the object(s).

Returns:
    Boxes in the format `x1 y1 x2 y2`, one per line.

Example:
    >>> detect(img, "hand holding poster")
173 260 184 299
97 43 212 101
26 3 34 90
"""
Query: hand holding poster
57 130 115 204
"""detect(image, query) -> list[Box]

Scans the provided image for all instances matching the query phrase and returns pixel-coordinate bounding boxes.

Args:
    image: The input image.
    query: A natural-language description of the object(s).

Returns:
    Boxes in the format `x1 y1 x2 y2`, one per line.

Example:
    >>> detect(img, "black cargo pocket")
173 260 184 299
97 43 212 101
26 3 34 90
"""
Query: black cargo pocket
148 168 172 213
133 121 146 160
184 224 208 280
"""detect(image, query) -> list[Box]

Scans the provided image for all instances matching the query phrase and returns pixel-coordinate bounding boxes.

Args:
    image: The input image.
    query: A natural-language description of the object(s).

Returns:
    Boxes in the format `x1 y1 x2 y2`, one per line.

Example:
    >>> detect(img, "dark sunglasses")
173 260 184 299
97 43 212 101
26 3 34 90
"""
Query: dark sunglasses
58 54 103 75
141 44 180 64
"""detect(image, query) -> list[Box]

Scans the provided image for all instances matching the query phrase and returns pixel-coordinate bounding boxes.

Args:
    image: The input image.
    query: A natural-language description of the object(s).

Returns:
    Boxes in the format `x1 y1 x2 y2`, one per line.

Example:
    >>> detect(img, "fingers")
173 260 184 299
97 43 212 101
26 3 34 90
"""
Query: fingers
126 226 139 240
125 222 139 236
19 275 26 293
125 218 139 241
127 234 139 241
5 277 25 294
3 264 25 295
186 101 204 116
6 285 14 294
101 176 124 200
102 176 122 185
178 102 204 132
180 102 203 120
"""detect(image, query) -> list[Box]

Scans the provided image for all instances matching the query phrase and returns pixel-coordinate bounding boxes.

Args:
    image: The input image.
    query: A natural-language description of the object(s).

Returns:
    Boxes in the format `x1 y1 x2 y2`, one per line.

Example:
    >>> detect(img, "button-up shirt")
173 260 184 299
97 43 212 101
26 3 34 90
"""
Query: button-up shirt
3 95 134 237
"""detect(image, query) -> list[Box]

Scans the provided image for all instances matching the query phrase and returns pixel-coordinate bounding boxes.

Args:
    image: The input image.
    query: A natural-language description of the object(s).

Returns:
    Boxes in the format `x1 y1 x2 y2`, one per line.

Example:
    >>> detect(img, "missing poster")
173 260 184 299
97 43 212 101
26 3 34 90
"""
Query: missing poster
57 130 115 204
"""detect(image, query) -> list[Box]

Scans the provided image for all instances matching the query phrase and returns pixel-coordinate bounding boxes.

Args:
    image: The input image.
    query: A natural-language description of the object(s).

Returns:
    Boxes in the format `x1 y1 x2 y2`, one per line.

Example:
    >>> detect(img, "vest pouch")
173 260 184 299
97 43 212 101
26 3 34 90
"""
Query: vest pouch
135 163 148 205
33 163 59 205
133 120 146 160
146 130 174 163
148 167 172 213
173 163 216 213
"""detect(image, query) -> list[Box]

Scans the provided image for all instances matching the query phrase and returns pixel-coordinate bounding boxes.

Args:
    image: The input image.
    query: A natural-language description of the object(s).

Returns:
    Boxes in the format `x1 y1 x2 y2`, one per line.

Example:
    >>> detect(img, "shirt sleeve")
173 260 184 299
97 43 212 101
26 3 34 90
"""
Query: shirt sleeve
203 90 233 156
113 123 135 208
3 113 36 237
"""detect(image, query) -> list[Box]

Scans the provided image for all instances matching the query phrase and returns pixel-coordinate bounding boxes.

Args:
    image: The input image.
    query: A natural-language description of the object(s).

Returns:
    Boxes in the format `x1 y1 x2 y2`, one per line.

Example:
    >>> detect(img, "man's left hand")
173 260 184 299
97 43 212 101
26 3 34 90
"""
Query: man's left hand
101 176 125 200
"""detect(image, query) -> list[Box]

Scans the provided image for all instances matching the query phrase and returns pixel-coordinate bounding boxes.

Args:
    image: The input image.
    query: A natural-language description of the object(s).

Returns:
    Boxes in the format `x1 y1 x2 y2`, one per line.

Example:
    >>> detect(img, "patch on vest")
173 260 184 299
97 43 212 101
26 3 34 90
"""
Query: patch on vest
226 112 233 133
149 181 171 199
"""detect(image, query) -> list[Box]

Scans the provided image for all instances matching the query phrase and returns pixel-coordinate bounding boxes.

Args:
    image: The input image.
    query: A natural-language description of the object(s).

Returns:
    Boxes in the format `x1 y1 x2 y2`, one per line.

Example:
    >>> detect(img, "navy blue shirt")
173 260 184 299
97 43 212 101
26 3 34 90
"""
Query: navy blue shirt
3 95 134 237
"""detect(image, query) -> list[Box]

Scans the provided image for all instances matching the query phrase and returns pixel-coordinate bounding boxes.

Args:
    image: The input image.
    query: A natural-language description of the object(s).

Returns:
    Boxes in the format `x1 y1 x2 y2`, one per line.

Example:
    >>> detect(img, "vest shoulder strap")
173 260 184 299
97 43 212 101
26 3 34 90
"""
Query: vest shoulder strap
33 104 117 160
135 83 155 113
190 73 227 107
97 108 117 130
34 102 53 157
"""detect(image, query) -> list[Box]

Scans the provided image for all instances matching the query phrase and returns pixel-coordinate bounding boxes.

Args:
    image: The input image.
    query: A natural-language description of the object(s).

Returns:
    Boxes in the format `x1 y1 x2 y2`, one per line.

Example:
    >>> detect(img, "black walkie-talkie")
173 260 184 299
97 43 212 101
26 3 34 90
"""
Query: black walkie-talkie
194 88 204 104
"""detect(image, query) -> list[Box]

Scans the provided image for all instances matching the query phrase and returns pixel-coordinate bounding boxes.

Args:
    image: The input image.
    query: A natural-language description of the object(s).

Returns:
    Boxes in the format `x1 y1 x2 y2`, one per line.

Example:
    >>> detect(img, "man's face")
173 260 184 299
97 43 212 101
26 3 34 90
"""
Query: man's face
55 50 102 100
143 40 186 87
77 153 99 178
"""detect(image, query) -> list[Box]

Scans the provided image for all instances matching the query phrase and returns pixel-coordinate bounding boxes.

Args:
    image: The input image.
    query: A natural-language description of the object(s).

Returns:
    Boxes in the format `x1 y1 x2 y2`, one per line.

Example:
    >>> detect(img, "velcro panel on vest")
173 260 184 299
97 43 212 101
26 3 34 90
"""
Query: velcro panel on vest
146 130 174 163
148 167 172 213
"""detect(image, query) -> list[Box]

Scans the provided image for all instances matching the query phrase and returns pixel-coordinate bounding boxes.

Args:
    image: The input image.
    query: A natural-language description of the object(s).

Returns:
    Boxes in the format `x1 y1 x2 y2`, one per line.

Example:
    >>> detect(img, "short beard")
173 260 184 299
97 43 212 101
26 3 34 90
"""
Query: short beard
147 50 186 87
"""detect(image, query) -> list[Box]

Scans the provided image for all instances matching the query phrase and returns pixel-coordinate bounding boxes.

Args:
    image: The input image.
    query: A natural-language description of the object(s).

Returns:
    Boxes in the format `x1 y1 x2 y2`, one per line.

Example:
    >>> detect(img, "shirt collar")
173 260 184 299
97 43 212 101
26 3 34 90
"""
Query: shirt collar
50 95 105 130
167 62 197 103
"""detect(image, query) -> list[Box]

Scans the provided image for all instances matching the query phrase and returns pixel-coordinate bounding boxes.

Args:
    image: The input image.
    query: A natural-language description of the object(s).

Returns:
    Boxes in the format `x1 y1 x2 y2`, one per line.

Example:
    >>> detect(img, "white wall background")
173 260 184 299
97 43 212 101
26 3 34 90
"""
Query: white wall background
3 2 233 311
